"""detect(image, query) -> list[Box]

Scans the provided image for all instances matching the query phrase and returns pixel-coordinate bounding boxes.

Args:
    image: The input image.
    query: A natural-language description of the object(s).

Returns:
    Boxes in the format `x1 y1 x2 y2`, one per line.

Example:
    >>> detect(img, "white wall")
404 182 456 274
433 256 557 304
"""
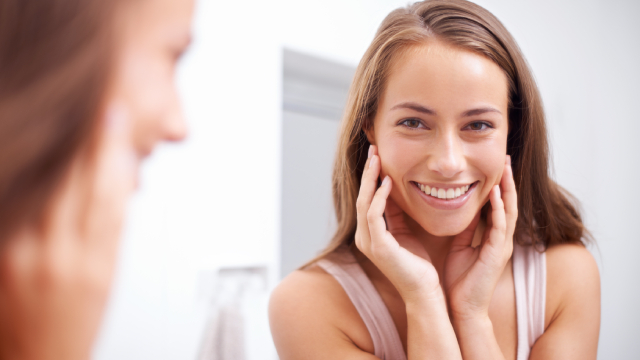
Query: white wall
94 0 639 359
94 0 282 358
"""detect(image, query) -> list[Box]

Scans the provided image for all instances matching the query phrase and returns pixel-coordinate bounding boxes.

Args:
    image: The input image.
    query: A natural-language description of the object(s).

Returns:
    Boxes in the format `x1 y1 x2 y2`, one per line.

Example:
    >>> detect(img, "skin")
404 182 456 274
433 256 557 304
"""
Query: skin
270 41 600 359
0 1 194 359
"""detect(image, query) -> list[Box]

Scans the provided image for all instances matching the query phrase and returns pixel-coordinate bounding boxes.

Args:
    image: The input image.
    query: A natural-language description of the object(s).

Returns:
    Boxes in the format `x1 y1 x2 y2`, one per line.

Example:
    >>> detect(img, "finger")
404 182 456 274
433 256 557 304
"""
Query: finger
487 185 507 249
500 155 518 237
366 176 394 249
361 144 377 176
383 196 404 233
357 145 379 207
355 145 380 242
85 103 136 252
450 211 482 250
45 156 88 245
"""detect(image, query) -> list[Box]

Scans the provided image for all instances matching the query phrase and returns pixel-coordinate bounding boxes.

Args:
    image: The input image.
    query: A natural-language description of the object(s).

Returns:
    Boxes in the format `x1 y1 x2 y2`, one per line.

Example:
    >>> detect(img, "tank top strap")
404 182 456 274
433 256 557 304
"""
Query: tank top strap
512 241 547 360
317 250 407 360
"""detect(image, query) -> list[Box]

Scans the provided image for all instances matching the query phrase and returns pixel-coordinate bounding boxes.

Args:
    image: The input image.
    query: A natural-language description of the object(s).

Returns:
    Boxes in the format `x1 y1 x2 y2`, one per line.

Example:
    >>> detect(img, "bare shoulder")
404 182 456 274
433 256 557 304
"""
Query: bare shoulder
544 242 601 329
529 243 600 358
269 263 375 359
545 243 600 301
269 264 351 327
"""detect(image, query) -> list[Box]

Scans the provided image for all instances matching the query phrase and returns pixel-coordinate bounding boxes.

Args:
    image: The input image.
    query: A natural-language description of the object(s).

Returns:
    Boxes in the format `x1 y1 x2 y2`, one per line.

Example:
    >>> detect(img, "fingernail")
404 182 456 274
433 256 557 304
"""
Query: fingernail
382 176 390 186
506 155 511 166
368 145 373 159
495 185 501 197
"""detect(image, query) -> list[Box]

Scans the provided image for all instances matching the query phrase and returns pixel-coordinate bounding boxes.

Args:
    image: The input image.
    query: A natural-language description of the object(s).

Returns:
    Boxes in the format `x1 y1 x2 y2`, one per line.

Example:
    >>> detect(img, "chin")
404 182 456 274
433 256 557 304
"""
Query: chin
409 208 477 237
422 218 469 236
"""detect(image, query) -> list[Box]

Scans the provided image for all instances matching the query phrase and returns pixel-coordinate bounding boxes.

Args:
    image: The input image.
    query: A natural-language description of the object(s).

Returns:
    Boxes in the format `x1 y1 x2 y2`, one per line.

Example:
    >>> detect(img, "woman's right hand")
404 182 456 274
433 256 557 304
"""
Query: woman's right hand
355 145 442 303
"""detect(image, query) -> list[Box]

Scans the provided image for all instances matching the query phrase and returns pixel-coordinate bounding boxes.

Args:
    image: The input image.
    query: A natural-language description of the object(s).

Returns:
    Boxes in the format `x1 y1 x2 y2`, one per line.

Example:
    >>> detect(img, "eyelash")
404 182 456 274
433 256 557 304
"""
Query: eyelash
399 119 494 132
399 118 427 130
464 121 494 131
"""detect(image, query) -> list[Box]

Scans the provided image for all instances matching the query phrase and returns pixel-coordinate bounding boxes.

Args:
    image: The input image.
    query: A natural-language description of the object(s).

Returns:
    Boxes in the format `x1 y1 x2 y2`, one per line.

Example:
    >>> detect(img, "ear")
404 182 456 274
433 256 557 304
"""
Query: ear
364 120 376 145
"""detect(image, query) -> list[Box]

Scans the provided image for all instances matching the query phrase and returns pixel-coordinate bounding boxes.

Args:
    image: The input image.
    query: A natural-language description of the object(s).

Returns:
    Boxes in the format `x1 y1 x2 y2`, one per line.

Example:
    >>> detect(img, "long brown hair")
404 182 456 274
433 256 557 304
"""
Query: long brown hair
313 0 590 262
0 0 120 244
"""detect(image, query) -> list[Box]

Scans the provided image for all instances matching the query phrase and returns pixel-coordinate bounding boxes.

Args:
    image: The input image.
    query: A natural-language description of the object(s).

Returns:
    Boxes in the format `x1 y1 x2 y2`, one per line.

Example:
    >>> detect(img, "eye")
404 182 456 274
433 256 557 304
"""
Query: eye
466 121 492 131
400 118 425 129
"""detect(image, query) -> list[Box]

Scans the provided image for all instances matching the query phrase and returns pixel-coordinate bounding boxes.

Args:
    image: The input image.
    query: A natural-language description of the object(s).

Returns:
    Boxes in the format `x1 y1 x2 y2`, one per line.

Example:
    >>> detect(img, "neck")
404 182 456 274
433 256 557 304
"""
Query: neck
352 211 458 299
403 212 454 280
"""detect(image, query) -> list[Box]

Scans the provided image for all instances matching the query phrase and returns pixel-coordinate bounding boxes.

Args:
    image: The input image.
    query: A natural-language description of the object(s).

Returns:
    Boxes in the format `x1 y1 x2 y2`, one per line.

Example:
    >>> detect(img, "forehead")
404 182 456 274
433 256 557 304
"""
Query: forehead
380 41 509 115
119 0 194 39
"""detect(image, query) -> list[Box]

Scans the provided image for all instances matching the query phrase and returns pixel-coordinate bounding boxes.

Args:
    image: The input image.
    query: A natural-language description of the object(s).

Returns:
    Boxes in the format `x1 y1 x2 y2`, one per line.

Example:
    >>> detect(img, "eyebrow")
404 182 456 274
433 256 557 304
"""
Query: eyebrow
461 107 502 117
389 102 502 117
389 102 436 115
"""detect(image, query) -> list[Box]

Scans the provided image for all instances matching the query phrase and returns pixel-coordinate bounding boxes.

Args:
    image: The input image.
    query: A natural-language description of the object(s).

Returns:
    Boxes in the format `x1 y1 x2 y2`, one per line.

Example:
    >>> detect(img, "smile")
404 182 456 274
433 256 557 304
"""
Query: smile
410 181 479 211
414 182 476 200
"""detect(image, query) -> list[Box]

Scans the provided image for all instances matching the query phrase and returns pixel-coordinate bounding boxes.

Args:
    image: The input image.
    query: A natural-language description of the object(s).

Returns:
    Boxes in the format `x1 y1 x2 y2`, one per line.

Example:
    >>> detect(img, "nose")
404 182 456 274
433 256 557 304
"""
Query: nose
426 130 466 178
163 101 188 142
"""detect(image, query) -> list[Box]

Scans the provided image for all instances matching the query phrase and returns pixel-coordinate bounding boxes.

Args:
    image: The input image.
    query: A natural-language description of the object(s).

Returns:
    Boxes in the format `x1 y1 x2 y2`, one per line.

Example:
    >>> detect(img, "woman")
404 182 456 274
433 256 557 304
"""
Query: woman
0 0 193 358
270 1 600 359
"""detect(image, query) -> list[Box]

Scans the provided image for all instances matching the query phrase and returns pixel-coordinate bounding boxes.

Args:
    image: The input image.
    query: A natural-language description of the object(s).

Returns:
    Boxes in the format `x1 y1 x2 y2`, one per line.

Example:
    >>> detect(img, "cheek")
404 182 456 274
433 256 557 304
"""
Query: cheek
124 53 173 120
117 49 178 145
377 134 423 182
467 140 506 199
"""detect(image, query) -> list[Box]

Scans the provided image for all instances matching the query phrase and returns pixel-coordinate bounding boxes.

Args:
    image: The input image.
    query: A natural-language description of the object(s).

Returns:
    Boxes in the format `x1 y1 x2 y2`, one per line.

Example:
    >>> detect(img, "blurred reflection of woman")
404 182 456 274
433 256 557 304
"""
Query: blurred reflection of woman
270 1 600 359
0 0 193 358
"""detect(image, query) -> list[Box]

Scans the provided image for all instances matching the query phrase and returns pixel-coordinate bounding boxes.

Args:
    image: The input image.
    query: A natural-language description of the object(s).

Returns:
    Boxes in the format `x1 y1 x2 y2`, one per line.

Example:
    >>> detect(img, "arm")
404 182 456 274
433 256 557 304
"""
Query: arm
268 254 460 360
358 146 462 359
405 293 462 360
530 244 600 359
451 245 600 360
444 157 600 360
451 316 505 360
270 145 462 360
269 268 381 360
444 155 517 360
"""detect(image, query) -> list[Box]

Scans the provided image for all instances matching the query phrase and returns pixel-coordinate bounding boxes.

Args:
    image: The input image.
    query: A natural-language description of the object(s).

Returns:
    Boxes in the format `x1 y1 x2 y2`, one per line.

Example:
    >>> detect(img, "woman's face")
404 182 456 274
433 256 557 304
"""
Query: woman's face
367 41 510 236
105 0 194 181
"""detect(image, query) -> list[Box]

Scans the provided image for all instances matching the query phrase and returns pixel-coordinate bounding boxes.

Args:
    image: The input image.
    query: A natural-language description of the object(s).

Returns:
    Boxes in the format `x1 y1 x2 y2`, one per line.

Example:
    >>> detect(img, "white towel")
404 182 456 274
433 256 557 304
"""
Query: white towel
199 302 246 360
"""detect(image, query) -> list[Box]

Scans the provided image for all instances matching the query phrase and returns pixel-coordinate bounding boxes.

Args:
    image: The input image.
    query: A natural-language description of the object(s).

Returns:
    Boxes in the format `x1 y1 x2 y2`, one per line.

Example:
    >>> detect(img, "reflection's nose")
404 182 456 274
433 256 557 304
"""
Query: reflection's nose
426 131 465 178
163 103 188 142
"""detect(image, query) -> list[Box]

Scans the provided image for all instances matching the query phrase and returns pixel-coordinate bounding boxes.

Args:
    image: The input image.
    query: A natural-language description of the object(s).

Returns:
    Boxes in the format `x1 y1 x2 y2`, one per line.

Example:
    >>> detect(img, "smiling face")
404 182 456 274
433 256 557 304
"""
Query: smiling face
105 0 194 181
367 41 509 236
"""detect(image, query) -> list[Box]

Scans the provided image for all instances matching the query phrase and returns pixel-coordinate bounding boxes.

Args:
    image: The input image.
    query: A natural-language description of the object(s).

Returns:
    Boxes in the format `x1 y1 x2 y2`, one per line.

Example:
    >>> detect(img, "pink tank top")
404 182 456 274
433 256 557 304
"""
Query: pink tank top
317 243 546 360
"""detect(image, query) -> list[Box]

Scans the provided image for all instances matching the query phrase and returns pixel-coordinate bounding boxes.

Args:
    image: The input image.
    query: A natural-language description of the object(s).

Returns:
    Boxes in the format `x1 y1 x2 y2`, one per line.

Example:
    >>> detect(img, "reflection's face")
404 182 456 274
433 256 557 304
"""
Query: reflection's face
368 42 509 236
106 0 194 178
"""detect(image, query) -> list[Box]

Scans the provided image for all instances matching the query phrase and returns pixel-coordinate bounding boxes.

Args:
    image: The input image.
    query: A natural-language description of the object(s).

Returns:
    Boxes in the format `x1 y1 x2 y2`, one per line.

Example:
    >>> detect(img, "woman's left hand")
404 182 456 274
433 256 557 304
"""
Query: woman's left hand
444 155 518 320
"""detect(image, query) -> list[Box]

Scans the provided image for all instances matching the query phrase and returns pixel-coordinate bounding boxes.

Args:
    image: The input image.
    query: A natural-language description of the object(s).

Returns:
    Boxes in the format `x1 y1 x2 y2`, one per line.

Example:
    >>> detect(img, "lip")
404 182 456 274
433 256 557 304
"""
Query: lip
416 182 472 190
411 181 478 210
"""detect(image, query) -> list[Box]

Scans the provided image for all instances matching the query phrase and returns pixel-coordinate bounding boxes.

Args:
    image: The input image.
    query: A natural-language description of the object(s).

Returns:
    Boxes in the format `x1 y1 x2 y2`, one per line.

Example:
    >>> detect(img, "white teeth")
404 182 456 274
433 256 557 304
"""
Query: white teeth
446 188 455 199
418 182 473 200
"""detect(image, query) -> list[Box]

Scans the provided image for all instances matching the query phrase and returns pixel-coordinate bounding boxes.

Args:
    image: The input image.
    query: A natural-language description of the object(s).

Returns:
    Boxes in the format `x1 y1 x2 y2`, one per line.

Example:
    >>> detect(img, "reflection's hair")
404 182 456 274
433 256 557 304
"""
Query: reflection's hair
310 0 590 262
0 0 118 243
